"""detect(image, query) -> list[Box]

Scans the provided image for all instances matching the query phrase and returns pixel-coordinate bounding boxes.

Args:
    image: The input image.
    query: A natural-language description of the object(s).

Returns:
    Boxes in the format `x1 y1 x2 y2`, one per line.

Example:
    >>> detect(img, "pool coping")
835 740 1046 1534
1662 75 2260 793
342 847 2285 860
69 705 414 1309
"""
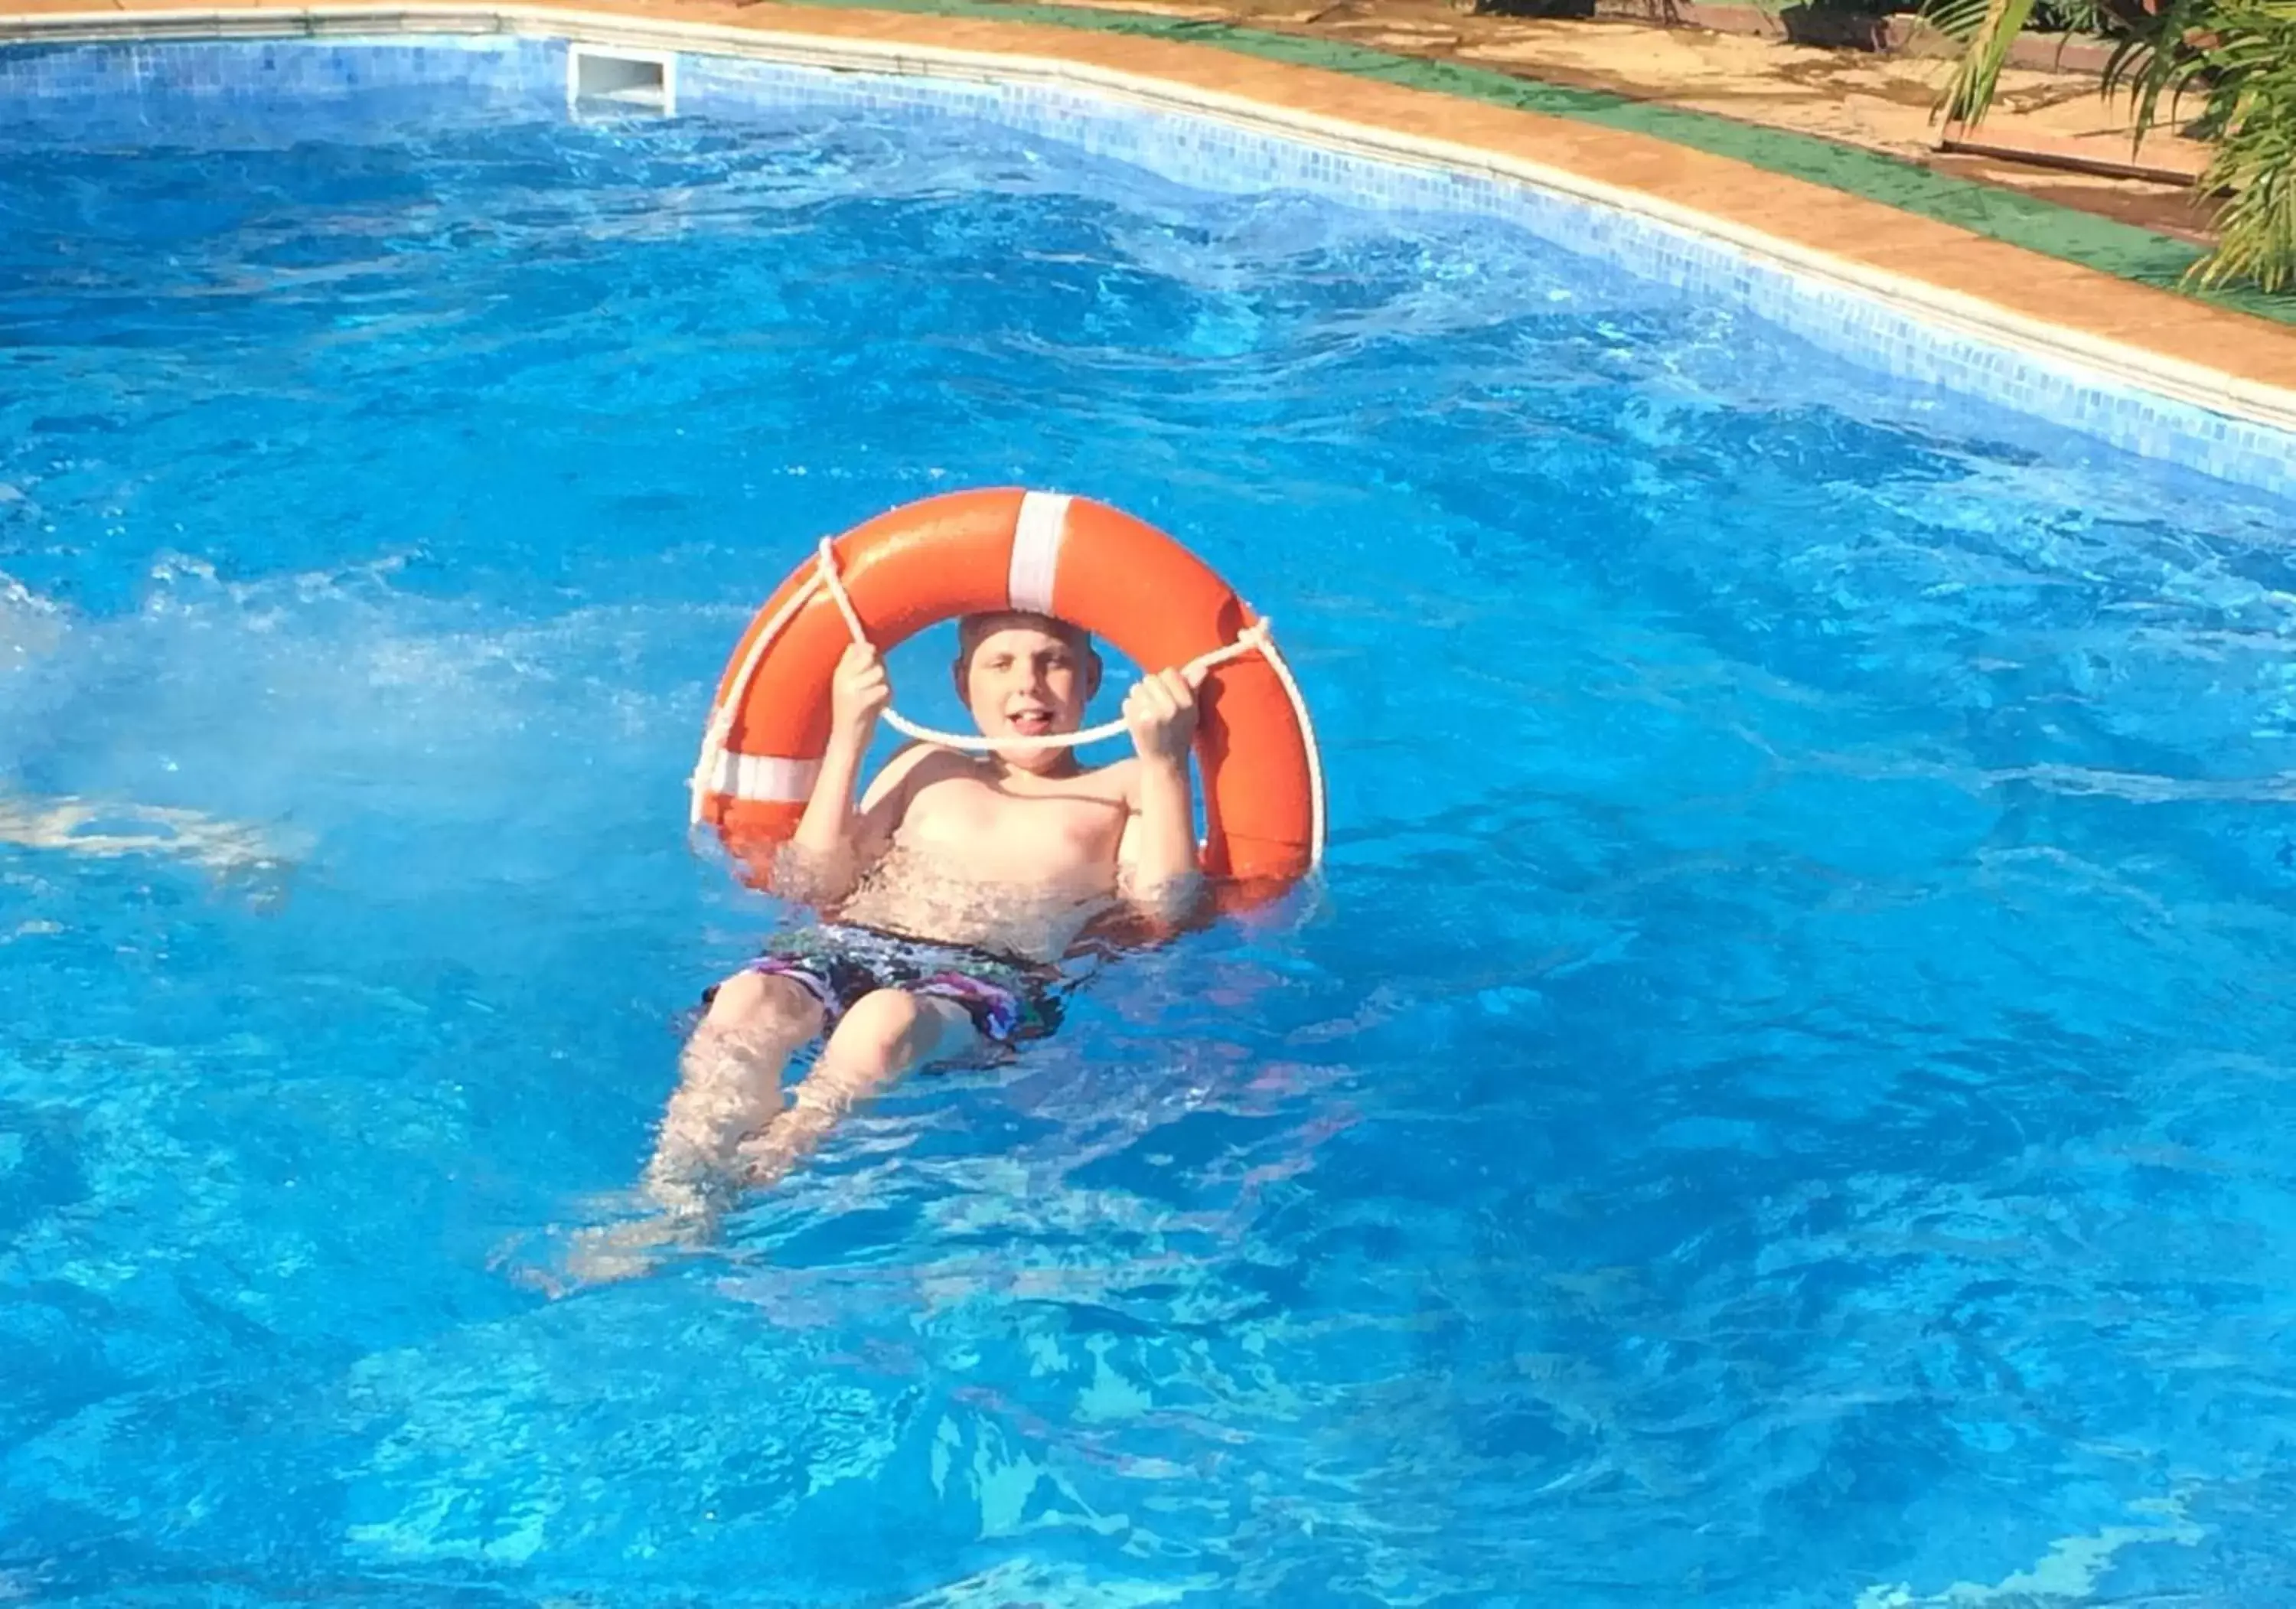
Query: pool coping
5 0 2296 443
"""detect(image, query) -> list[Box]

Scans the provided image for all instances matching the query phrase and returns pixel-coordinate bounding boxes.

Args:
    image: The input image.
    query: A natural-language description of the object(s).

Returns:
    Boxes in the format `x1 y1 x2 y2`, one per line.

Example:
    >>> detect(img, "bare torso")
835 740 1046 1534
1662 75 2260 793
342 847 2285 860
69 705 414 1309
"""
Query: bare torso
829 748 1141 963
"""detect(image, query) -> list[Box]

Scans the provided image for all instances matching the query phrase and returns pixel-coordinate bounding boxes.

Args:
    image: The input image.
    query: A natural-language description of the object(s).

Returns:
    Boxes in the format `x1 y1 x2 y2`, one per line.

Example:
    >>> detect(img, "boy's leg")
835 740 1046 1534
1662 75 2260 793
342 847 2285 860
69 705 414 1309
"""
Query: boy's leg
645 970 826 1214
736 987 979 1188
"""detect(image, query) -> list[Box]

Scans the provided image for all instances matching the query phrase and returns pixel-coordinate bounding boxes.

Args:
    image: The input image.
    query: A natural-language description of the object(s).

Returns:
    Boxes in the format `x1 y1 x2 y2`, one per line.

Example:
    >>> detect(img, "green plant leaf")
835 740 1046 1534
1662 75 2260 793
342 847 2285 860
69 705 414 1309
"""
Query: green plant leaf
1923 0 2043 125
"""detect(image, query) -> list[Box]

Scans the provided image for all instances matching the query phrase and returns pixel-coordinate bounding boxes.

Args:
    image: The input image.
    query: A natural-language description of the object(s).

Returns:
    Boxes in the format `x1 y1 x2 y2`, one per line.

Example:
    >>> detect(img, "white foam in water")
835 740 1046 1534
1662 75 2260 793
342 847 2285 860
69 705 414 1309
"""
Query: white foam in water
1854 1496 2203 1606
4 567 296 882
0 791 292 876
0 568 66 671
3 552 693 899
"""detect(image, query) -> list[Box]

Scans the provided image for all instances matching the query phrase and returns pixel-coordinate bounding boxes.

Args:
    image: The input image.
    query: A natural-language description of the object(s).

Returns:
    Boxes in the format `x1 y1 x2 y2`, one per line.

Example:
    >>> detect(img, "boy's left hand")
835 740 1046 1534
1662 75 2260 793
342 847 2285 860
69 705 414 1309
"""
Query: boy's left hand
1124 667 1202 764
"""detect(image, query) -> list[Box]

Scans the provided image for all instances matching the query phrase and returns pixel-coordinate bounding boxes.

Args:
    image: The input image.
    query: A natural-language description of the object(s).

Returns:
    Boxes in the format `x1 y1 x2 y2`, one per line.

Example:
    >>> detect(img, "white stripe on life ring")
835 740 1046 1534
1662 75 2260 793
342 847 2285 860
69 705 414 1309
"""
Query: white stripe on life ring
1008 490 1070 615
708 750 821 804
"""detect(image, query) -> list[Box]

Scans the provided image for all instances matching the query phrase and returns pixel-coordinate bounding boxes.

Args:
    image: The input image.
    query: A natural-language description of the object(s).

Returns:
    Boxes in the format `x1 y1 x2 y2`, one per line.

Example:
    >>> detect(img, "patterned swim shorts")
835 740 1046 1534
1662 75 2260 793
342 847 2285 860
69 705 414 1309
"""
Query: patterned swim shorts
736 922 1066 1048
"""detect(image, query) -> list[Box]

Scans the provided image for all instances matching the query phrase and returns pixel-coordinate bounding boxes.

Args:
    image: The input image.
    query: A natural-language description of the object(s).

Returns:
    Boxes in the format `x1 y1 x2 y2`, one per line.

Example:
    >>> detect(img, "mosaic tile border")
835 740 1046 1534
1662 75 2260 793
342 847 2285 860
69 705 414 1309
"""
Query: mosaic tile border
0 33 563 130
0 8 2291 495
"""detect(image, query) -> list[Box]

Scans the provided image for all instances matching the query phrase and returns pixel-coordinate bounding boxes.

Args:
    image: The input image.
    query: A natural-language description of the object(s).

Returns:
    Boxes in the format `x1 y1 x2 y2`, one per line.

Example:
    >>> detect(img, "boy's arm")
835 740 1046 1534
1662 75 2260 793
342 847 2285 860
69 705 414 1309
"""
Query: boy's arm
1118 667 1207 922
782 644 900 900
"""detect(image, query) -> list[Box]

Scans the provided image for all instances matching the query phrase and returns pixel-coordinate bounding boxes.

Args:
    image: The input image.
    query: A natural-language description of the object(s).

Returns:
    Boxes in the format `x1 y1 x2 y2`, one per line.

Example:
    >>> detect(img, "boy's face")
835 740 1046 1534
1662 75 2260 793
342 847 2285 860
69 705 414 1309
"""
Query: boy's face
957 615 1099 772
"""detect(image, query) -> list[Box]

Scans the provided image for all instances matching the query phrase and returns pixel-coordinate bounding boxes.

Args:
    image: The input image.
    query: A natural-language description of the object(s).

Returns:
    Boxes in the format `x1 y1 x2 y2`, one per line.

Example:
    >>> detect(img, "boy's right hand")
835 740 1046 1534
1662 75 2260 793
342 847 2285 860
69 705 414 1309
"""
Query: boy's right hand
829 642 891 742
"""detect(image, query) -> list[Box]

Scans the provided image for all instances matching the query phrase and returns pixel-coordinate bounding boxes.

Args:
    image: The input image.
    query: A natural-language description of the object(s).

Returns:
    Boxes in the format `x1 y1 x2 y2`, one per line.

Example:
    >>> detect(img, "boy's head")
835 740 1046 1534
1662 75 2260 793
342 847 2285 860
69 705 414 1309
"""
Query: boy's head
953 611 1102 772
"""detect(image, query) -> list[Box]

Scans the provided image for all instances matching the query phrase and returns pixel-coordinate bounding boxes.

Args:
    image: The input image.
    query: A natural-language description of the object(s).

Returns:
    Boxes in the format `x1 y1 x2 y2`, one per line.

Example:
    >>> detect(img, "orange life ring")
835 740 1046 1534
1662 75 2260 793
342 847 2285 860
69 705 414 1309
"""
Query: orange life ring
690 488 1323 902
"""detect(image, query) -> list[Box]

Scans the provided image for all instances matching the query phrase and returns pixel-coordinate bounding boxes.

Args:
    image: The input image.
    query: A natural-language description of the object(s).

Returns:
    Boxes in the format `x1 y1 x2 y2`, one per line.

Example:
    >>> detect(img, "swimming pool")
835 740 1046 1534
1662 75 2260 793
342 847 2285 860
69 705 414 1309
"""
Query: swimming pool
5 27 2296 1607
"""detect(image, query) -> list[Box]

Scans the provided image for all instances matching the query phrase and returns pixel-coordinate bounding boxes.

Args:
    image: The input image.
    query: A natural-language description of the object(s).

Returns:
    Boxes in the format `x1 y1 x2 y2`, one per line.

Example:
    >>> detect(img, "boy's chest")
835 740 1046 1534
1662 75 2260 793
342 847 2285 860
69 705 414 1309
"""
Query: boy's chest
897 775 1127 869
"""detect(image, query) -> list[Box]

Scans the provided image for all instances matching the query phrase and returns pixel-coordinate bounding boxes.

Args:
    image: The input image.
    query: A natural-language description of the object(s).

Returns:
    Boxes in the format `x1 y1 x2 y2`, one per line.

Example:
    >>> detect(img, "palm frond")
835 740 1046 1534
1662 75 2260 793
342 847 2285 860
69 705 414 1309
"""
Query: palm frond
2111 0 2222 149
2184 8 2296 290
1926 0 2296 294
2190 135 2296 292
1923 0 2044 126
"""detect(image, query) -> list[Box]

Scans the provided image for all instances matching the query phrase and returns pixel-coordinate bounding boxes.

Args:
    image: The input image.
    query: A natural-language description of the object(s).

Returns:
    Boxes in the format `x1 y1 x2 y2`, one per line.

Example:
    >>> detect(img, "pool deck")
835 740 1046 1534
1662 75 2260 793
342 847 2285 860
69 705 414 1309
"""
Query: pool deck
6 0 2296 427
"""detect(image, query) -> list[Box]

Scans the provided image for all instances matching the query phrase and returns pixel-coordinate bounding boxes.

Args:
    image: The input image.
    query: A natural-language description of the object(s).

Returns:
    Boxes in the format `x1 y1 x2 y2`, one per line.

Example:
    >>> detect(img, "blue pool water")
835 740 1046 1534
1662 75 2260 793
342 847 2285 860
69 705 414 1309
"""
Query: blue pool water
6 44 2296 1607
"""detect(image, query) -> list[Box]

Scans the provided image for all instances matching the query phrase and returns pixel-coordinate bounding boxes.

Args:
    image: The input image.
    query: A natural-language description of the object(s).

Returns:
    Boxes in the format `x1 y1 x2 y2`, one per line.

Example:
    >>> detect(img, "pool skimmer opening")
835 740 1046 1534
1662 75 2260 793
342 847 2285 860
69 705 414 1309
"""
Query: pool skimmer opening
568 44 676 116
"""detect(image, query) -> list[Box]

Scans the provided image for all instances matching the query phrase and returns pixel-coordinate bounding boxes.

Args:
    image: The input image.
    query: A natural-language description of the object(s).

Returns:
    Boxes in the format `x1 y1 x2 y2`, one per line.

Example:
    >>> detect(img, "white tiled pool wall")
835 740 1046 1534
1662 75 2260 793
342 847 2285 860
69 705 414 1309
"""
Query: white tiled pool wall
2 30 2288 496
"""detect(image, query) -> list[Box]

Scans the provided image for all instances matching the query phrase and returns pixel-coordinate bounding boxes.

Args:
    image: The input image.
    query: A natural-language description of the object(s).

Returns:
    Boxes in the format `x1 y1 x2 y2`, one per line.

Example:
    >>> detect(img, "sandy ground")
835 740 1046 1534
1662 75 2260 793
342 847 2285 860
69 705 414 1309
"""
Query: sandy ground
1024 0 2219 240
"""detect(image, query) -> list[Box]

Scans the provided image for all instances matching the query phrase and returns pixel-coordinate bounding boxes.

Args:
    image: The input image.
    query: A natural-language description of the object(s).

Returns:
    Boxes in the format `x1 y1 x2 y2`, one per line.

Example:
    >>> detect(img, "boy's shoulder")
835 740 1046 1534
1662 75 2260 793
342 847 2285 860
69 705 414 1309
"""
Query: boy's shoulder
1078 754 1141 797
858 741 962 813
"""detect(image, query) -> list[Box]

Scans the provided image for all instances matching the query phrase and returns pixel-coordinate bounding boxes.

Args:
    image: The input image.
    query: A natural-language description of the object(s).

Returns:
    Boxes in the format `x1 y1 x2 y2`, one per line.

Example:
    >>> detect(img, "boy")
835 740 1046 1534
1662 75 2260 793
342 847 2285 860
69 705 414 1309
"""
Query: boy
644 611 1204 1213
